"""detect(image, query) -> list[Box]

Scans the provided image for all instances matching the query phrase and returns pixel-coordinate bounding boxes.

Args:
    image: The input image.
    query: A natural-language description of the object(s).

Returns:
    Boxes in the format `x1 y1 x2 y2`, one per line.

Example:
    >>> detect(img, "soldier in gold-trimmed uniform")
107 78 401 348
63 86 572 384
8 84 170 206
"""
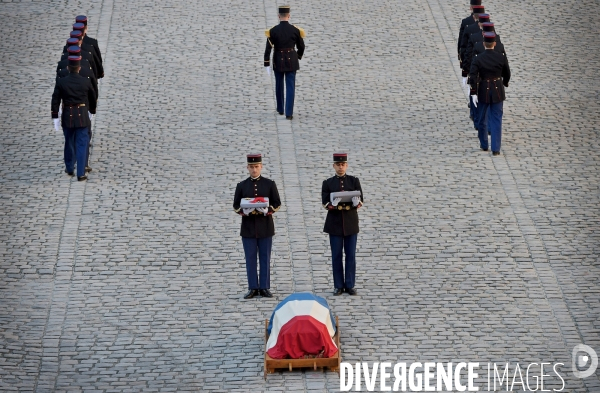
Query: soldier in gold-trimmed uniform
264 5 305 120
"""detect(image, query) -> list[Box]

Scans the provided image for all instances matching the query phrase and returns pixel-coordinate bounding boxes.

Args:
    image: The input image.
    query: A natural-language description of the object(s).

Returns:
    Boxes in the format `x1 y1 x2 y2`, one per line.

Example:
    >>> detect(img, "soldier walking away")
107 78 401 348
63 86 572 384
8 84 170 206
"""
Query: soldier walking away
469 31 511 155
51 55 97 181
264 5 305 120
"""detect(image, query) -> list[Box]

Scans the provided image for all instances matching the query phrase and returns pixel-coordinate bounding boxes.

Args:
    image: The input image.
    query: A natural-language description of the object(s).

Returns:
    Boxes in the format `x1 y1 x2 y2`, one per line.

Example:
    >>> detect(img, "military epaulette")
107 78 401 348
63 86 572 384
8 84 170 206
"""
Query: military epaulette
264 26 275 37
293 25 306 38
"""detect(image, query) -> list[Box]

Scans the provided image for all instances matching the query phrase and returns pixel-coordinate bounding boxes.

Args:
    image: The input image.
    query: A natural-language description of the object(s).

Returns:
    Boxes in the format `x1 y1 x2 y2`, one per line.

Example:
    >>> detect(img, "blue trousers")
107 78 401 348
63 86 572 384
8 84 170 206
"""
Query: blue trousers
477 100 503 152
274 70 296 117
241 236 272 289
63 126 90 177
329 234 357 289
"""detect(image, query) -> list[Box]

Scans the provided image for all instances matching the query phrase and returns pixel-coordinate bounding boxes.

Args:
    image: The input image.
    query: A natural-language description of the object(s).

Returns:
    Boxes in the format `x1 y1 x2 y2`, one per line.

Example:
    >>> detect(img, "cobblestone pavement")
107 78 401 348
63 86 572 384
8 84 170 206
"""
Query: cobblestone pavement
0 0 598 391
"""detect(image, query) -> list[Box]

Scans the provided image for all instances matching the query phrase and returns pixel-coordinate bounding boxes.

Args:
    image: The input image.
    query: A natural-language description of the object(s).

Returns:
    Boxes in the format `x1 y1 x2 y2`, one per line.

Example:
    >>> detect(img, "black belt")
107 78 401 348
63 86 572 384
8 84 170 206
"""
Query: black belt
63 103 85 108
276 48 294 52
483 78 501 82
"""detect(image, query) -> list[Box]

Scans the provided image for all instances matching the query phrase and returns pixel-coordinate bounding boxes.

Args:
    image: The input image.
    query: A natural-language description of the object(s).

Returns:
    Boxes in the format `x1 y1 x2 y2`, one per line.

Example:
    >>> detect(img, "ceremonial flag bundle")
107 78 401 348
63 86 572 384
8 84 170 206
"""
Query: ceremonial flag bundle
266 293 338 359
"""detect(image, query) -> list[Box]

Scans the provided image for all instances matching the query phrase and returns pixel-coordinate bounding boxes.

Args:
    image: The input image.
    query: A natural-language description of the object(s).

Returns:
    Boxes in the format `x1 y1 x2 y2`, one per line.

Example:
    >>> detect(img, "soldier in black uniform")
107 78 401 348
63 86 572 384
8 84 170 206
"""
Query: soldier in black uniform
264 5 305 120
471 22 506 60
57 45 98 174
470 31 511 155
75 15 104 79
461 11 489 130
51 55 97 180
233 154 282 299
463 14 492 73
68 28 103 79
457 0 482 86
322 153 364 296
61 37 99 79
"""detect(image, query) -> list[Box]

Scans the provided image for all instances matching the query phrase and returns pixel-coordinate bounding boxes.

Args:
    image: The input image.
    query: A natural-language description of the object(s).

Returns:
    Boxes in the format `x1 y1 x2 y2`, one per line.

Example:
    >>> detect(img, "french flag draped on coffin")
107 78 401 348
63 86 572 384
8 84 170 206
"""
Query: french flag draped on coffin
266 293 338 359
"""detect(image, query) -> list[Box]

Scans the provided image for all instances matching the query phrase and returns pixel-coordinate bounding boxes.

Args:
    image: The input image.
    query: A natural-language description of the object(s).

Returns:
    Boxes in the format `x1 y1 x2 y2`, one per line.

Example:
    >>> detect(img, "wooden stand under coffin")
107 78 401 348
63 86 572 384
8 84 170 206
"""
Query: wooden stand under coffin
263 316 341 379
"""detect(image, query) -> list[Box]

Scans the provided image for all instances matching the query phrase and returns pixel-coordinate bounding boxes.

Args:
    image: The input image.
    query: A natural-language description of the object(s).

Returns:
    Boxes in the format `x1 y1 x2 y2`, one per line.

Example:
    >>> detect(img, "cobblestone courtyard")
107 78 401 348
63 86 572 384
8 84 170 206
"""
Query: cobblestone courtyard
0 0 599 391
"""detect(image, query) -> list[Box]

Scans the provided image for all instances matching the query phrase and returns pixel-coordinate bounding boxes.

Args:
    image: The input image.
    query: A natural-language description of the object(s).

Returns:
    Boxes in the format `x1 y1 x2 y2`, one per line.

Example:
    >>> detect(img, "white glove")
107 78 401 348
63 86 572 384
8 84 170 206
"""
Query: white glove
256 207 269 215
243 208 255 215
462 77 468 87
471 95 478 108
352 196 360 207
265 67 271 77
88 111 94 121
331 197 342 207
53 119 60 131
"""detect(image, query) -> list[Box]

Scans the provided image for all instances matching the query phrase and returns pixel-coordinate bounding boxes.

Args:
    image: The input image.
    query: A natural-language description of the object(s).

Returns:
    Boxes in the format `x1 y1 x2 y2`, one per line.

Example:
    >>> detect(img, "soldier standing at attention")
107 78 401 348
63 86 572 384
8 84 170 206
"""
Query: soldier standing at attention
264 5 305 120
470 32 511 155
322 153 364 296
51 55 97 181
233 154 282 299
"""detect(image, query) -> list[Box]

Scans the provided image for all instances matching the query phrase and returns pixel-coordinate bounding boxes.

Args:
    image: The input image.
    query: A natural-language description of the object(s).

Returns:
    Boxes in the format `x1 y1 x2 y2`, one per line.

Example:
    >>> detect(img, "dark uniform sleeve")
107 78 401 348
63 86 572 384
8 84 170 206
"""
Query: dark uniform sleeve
268 181 282 213
296 30 305 60
469 56 480 95
233 183 243 214
502 56 511 87
264 28 273 67
51 82 62 119
463 36 476 74
322 179 331 209
88 79 98 114
458 22 465 60
460 29 472 76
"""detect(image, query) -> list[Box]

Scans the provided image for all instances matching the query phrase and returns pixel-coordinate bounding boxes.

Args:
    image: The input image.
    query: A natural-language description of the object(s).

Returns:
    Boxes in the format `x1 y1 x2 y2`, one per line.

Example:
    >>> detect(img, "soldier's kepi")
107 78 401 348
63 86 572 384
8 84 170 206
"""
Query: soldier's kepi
232 154 282 300
322 153 364 296
264 5 305 120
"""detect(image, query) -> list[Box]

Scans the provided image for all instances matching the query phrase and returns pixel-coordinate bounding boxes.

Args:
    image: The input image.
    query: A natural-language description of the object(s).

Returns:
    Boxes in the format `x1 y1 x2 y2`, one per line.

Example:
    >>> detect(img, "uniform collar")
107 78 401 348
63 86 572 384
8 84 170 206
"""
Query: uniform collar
280 20 290 24
335 174 347 179
250 175 261 182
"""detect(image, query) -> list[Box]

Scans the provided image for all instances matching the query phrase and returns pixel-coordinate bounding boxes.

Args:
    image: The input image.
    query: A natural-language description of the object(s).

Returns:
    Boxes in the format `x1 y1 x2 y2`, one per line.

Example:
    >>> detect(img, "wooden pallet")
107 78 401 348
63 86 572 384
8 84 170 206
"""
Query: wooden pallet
264 316 341 379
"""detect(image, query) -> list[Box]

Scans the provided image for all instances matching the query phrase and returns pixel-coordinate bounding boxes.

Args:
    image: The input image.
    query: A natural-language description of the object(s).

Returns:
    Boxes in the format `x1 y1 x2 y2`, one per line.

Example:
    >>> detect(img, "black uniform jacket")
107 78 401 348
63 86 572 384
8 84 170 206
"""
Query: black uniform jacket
322 174 364 236
51 73 97 128
61 44 99 79
264 21 305 72
83 34 104 77
56 58 98 97
465 32 504 73
469 49 511 104
233 176 282 238
460 22 481 75
458 14 475 60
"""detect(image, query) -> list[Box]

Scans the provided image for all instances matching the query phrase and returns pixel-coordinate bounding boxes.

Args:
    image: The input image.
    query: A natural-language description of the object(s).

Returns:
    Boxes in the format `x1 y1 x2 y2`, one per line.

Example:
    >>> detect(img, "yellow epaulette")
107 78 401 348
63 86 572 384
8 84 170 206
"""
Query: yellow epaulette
293 25 306 38
264 26 275 37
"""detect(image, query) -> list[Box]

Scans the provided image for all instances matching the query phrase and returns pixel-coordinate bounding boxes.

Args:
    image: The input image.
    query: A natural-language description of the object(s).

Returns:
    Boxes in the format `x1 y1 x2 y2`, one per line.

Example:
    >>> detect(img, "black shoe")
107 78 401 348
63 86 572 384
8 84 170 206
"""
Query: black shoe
259 289 273 298
65 170 74 176
85 166 92 173
481 148 488 151
77 176 87 181
278 111 284 115
286 116 293 120
333 288 343 296
243 289 259 299
492 151 500 156
346 288 357 296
